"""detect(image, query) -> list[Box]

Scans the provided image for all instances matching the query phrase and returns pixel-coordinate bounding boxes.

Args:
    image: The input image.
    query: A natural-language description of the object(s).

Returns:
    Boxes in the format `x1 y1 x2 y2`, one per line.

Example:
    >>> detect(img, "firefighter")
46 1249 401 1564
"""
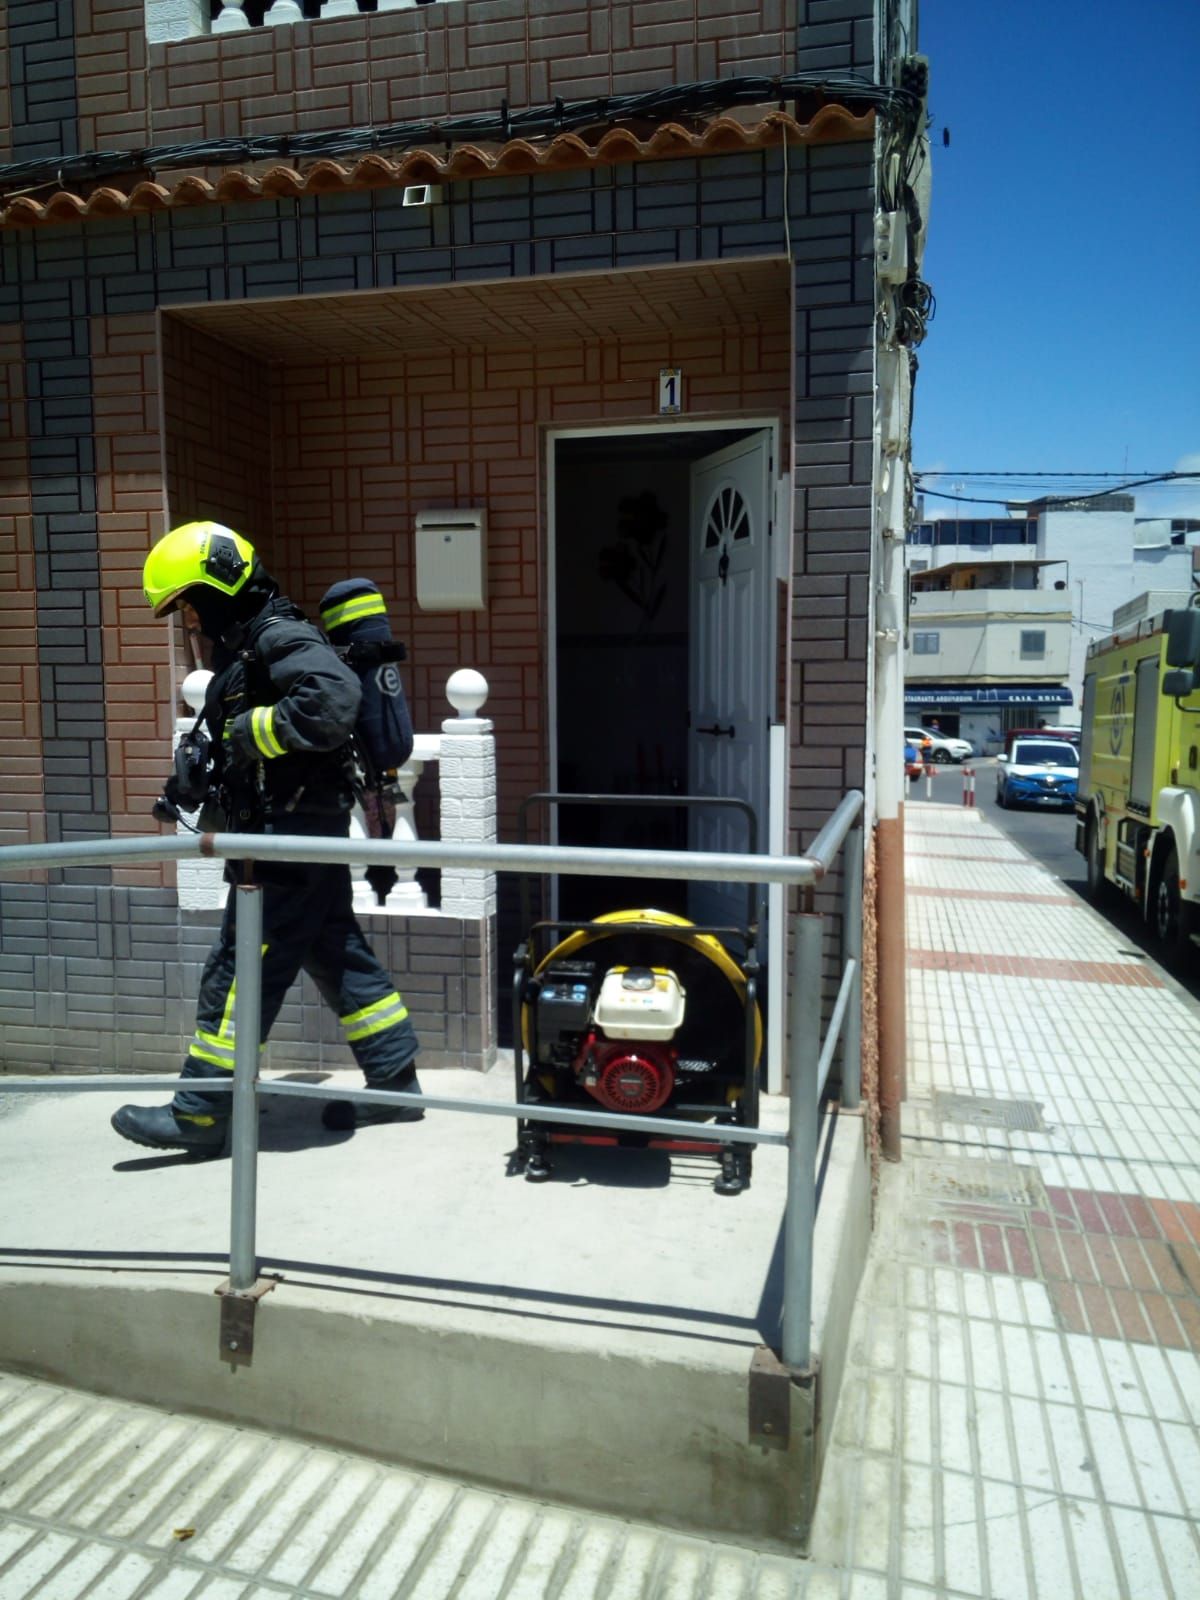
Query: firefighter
111 521 423 1157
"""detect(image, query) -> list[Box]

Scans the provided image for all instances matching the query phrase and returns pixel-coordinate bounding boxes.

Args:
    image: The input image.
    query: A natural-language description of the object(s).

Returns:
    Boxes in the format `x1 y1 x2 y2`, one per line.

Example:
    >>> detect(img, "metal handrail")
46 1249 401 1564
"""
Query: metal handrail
0 831 830 883
0 791 865 1372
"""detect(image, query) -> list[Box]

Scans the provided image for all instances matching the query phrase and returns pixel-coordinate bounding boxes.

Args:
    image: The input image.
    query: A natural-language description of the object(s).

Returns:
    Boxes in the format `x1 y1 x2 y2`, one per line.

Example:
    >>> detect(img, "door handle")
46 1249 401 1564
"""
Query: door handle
696 723 736 738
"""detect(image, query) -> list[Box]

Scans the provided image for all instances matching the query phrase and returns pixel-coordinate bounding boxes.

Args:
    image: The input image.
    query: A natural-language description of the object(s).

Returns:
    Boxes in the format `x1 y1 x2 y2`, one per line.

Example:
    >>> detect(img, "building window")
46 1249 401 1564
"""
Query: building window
1020 630 1046 659
912 631 940 655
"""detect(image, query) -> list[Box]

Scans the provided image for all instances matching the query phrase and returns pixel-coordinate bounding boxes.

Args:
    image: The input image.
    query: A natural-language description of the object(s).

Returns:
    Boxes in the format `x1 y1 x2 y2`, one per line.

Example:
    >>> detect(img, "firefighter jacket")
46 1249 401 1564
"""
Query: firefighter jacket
203 596 362 828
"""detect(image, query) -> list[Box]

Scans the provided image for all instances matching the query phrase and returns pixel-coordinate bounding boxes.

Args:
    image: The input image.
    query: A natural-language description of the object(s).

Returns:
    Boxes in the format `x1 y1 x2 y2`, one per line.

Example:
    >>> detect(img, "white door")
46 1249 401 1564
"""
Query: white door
688 431 773 929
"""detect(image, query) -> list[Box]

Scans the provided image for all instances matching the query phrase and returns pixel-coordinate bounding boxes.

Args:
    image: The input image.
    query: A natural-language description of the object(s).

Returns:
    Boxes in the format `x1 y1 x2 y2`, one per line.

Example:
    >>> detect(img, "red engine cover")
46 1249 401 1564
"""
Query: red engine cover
584 1039 676 1114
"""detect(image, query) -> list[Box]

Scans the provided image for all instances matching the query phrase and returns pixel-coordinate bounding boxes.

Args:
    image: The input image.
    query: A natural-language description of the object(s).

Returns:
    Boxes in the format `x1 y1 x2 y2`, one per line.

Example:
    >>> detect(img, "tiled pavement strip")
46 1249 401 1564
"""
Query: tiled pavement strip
2 803 1198 1598
809 802 1200 1599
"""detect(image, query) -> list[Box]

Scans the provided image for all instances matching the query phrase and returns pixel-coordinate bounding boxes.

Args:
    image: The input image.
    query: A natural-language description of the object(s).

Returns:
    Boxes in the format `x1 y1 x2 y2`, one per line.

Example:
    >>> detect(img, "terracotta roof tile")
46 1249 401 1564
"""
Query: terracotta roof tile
0 107 872 229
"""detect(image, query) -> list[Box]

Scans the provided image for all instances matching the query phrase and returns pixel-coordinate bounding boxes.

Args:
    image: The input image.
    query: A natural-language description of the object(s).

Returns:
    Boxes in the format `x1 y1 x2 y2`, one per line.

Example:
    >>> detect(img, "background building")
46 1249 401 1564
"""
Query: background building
907 499 1200 745
1033 496 1198 707
905 558 1072 751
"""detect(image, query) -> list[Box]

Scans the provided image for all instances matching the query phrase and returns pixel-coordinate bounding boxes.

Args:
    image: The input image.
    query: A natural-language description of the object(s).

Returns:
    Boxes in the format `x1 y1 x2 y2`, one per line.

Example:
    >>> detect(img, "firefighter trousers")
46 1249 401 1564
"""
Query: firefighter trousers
174 855 419 1122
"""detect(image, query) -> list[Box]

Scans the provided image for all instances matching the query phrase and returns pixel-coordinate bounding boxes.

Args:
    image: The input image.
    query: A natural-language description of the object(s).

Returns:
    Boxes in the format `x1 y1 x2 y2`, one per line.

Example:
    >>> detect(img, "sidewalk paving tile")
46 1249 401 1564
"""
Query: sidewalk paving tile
810 803 1200 1599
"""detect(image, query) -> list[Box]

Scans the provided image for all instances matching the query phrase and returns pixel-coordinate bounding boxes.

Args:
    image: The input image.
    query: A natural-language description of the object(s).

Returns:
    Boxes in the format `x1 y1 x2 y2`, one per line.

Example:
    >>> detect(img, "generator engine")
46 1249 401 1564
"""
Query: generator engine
516 908 762 1193
534 961 695 1115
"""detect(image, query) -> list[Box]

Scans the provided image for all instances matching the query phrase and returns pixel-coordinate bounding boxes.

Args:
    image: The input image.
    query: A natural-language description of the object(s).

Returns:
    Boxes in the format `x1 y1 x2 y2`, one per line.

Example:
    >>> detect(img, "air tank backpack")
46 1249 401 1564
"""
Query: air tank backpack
319 578 415 904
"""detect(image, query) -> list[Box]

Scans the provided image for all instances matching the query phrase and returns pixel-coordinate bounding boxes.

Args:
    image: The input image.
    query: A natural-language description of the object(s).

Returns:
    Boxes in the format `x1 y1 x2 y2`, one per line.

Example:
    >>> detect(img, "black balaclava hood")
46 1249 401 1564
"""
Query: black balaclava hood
183 559 280 648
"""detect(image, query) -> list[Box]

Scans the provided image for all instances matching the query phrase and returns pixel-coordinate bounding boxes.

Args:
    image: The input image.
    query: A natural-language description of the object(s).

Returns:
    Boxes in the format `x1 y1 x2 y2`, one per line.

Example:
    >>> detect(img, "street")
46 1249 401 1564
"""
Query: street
906 756 1200 1001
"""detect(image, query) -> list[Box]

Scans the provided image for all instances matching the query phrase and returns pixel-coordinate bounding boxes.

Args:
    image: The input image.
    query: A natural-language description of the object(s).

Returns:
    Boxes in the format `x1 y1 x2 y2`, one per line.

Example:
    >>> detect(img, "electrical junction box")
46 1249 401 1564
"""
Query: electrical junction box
415 508 487 611
874 209 908 284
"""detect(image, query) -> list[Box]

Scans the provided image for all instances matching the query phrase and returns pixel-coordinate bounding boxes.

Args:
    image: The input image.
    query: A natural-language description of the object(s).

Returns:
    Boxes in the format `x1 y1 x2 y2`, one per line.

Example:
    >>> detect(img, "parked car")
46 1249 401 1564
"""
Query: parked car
904 725 973 764
1002 726 1080 756
995 738 1079 810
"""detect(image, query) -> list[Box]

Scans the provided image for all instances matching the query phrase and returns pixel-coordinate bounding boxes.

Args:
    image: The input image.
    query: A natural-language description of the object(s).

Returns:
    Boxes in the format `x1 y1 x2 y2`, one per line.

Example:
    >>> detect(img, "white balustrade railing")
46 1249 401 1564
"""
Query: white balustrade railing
147 0 447 44
173 667 495 922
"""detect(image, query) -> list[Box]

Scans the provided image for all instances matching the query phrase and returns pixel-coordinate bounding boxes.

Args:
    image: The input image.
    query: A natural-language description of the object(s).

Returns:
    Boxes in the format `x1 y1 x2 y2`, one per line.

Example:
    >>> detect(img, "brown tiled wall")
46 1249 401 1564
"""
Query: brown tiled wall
76 0 148 152
87 314 279 882
267 326 791 838
91 311 171 875
65 1 810 158
0 323 44 852
2 2 881 170
162 317 274 556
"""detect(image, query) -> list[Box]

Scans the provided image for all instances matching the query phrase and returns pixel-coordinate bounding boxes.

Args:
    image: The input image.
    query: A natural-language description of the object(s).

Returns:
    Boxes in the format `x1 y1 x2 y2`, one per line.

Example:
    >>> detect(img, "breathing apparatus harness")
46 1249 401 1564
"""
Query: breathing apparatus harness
153 583 414 903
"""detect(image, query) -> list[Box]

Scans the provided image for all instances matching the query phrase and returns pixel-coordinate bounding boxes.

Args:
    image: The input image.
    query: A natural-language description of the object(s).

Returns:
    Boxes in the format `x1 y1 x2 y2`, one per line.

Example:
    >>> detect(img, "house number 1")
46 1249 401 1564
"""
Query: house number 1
658 368 682 414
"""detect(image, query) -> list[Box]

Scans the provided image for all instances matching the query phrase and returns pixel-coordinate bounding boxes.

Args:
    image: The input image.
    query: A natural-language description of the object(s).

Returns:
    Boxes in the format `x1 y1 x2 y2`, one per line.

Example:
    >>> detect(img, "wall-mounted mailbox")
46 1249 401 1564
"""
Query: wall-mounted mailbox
415 508 487 611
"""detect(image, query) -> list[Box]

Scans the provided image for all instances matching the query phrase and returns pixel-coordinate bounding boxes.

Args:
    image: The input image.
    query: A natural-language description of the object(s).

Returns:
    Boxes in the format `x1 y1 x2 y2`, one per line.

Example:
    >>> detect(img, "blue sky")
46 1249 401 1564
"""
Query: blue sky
913 1 1200 519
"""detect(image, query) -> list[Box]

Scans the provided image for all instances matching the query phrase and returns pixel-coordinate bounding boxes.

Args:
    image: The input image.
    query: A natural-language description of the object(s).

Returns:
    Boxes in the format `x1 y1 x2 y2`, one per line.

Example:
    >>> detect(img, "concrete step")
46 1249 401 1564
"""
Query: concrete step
0 1372 813 1599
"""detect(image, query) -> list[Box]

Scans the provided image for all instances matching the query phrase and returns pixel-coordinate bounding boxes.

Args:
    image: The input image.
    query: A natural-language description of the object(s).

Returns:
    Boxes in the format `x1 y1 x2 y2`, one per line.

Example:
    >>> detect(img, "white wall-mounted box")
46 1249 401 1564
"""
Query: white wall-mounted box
415 509 488 611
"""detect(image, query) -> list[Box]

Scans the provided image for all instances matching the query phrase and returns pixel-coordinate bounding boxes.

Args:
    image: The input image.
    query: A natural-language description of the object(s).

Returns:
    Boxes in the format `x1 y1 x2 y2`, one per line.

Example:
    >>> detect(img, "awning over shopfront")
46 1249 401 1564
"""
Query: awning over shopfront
905 685 1073 707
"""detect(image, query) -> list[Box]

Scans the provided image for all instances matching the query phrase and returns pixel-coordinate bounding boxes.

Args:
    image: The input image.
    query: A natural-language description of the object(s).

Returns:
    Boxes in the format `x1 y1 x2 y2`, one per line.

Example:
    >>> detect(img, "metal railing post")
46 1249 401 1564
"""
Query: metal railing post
781 910 824 1371
228 884 263 1294
840 827 864 1109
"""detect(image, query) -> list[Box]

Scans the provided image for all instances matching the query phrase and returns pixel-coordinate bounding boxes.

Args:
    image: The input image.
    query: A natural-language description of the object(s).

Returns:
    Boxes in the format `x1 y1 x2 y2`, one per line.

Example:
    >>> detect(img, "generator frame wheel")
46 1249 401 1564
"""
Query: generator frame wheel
522 1138 552 1183
713 1140 751 1196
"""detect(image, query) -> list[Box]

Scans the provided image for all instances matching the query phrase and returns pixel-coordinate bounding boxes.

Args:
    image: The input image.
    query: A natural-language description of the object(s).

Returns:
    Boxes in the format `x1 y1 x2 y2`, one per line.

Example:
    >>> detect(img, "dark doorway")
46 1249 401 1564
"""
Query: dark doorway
551 428 755 922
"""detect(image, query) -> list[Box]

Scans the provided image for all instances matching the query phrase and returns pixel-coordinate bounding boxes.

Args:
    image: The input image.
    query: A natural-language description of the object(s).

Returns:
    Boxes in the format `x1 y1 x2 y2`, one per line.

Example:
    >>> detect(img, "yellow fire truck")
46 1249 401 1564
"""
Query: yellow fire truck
1076 598 1200 961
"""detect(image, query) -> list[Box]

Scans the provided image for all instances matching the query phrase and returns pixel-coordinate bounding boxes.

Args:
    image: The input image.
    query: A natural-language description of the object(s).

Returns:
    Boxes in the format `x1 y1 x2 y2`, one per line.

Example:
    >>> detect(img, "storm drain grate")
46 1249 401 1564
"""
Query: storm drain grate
912 1156 1048 1210
934 1090 1046 1133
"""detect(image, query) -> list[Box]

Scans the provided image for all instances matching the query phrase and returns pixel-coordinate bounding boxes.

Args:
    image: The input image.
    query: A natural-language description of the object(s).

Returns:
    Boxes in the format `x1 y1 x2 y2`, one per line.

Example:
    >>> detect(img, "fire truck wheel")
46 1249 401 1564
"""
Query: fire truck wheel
1151 844 1195 964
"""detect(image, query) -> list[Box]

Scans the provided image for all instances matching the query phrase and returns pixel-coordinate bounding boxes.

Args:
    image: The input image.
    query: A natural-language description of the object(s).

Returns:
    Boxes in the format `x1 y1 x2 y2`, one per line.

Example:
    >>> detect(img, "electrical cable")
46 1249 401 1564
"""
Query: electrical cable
920 470 1166 479
916 472 1200 508
0 70 920 194
897 276 934 347
928 484 1200 497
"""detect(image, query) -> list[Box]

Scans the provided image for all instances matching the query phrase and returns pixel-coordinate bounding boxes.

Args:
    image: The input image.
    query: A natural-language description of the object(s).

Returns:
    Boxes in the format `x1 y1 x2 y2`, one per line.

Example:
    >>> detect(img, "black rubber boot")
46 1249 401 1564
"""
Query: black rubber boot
321 1070 424 1131
111 1103 228 1158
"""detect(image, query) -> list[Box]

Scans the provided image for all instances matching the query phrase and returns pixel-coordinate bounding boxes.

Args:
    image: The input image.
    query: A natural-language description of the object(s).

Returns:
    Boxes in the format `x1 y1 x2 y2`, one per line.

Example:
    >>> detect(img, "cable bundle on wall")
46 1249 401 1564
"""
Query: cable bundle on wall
0 71 917 196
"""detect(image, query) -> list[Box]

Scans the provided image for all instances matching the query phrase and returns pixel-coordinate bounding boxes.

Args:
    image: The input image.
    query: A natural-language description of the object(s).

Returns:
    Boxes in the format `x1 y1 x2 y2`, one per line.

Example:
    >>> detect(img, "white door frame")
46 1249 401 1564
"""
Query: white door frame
545 417 788 1090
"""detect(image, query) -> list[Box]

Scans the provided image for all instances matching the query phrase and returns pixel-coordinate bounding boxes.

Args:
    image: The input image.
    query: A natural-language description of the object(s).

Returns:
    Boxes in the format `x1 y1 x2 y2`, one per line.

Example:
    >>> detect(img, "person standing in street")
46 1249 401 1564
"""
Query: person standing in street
111 521 423 1157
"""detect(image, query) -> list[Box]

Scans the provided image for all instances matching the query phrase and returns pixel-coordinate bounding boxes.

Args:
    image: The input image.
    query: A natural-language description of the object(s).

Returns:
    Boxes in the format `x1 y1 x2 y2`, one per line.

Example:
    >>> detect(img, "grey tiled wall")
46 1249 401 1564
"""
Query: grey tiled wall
0 885 490 1074
5 0 78 162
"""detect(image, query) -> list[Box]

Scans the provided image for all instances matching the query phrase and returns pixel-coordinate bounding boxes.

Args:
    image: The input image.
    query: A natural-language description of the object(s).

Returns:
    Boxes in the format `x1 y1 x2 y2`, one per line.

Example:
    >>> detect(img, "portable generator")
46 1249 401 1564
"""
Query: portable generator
512 794 763 1195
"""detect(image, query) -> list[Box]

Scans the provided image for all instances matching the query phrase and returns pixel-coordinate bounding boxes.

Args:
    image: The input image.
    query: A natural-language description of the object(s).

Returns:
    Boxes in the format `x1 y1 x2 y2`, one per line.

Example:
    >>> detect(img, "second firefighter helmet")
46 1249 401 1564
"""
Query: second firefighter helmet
142 521 257 618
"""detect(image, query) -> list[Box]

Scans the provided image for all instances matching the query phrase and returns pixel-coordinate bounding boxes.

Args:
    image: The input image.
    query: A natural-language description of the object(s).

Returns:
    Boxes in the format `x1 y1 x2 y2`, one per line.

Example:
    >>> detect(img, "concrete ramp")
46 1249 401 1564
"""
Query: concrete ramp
0 1064 870 1548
